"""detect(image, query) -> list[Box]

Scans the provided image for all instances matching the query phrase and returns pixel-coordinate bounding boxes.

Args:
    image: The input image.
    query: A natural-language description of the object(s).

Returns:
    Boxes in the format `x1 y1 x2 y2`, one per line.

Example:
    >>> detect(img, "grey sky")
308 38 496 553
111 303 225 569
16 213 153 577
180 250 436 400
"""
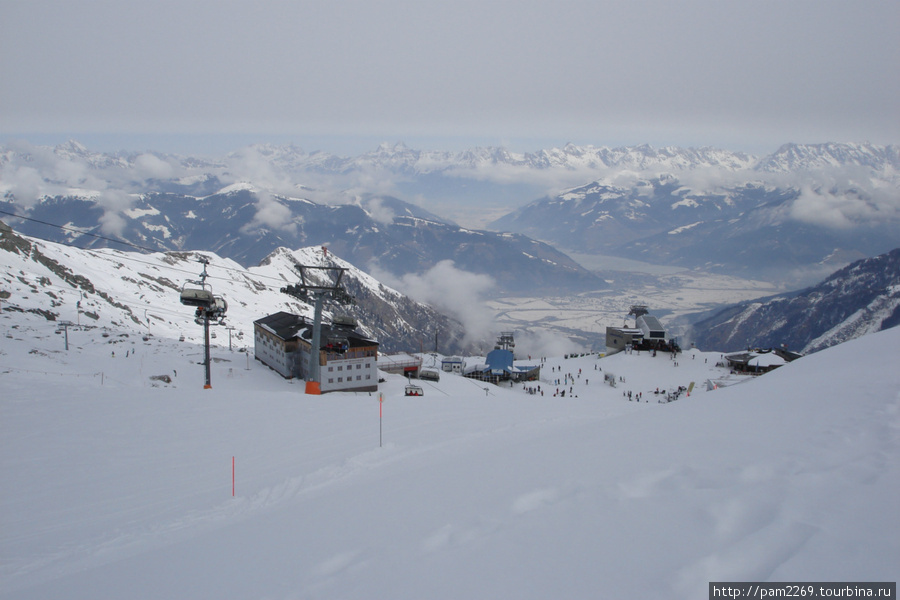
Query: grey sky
1 0 898 154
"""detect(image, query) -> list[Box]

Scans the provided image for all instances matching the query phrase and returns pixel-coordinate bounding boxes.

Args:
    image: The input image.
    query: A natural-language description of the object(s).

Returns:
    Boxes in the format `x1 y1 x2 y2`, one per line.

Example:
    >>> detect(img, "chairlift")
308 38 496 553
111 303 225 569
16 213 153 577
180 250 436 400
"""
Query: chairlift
405 384 424 397
180 282 215 308
420 369 440 382
332 314 357 329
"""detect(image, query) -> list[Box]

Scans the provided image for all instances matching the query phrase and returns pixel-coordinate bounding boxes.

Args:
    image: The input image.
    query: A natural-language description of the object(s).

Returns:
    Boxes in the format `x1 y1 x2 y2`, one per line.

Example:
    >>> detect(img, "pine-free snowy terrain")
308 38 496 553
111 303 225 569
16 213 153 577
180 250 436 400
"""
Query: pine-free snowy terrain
2 312 898 598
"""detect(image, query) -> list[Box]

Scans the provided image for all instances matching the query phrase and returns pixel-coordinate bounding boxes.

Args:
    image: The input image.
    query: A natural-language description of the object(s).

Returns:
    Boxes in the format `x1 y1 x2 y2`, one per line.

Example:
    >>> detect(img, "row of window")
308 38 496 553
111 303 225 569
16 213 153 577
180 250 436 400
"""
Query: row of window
327 363 372 372
327 374 372 384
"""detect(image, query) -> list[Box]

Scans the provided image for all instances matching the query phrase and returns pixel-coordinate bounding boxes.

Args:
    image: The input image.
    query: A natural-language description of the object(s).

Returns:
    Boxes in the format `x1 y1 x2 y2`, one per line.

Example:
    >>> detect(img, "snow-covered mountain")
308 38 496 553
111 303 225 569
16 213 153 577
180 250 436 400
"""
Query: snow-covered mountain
755 142 900 173
0 190 603 295
222 140 899 175
489 169 899 282
687 248 900 353
3 139 898 286
3 139 895 189
0 220 472 354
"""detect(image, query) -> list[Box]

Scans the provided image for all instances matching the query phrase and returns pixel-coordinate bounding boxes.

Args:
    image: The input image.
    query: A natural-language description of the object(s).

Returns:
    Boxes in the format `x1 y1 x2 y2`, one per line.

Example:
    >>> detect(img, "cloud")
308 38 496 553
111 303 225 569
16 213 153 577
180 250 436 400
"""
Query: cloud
513 328 586 359
789 179 900 230
96 189 135 236
223 146 295 196
0 164 47 208
374 260 496 345
242 190 298 235
133 153 175 180
363 197 395 224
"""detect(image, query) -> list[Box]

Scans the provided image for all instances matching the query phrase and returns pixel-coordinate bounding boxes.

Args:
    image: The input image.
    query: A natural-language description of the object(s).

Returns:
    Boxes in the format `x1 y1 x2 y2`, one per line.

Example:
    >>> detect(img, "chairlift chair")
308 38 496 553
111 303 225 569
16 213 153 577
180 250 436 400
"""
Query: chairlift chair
332 314 357 329
180 282 215 309
211 296 228 318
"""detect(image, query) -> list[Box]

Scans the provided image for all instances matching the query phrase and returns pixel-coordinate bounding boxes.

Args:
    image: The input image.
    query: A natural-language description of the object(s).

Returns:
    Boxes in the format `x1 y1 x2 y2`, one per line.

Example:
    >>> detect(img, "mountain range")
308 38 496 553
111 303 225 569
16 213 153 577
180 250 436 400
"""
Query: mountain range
687 247 900 354
490 176 898 282
4 215 899 362
0 190 603 295
2 139 898 288
0 220 473 355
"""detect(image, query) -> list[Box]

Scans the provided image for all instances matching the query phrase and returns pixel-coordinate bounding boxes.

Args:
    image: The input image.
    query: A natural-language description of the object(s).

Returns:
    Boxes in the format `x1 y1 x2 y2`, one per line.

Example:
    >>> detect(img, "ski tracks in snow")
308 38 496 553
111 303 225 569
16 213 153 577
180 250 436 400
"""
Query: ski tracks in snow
1 443 407 594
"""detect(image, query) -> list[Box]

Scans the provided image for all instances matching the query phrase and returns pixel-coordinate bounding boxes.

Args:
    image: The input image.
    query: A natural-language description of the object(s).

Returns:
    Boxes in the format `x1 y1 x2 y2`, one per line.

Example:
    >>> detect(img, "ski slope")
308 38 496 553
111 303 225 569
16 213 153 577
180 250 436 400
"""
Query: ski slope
1 317 898 599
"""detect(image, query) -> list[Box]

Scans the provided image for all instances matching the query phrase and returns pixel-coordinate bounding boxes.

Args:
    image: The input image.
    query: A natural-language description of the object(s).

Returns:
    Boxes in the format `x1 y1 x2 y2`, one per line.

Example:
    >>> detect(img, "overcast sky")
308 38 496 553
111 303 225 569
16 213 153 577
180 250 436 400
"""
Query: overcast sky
1 0 898 155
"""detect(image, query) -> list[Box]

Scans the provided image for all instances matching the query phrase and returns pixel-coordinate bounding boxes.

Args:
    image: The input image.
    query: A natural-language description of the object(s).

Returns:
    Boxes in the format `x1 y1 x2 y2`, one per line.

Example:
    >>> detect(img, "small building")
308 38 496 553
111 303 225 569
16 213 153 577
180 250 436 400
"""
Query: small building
605 306 678 356
254 311 379 393
378 353 422 378
441 356 464 373
254 312 305 378
724 349 787 374
463 333 540 384
605 327 644 355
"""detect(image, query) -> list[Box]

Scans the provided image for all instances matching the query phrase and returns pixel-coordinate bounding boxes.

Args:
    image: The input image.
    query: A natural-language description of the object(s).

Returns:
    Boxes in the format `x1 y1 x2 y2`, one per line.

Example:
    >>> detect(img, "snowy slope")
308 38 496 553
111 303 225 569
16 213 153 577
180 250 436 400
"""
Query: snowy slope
0 222 468 354
1 303 898 599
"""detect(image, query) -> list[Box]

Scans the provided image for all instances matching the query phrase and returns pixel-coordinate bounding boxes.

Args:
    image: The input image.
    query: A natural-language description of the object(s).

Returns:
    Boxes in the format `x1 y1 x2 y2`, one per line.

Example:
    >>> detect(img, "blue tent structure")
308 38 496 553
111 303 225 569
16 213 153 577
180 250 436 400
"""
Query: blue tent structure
465 346 540 384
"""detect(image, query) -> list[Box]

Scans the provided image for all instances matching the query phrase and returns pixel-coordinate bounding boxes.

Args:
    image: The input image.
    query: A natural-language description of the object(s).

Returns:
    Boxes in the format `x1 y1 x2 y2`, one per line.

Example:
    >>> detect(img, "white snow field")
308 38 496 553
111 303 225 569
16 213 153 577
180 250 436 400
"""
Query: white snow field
1 321 898 599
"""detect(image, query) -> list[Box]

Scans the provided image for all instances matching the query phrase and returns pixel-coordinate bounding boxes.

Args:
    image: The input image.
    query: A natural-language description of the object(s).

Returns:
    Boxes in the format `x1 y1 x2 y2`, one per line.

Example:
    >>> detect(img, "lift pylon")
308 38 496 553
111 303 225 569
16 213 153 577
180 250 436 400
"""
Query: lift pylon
280 257 354 395
178 258 227 389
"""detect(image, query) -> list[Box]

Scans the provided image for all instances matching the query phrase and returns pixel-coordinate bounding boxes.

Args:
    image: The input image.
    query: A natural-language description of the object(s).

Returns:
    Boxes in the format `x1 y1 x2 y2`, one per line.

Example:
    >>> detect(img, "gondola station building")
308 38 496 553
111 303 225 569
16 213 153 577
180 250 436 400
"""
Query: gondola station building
253 311 379 393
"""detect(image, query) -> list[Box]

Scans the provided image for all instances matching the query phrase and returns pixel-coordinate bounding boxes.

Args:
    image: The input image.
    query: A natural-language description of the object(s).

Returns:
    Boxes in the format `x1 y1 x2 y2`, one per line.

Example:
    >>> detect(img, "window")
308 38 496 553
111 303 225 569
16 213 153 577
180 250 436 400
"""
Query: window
328 366 334 372
328 378 334 383
338 377 343 383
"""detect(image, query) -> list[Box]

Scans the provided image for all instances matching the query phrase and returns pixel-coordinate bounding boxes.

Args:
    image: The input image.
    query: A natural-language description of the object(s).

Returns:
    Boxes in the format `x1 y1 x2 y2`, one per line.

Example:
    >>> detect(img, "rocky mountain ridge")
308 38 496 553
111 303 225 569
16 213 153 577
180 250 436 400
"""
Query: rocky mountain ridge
0 220 472 354
686 248 900 354
0 190 603 295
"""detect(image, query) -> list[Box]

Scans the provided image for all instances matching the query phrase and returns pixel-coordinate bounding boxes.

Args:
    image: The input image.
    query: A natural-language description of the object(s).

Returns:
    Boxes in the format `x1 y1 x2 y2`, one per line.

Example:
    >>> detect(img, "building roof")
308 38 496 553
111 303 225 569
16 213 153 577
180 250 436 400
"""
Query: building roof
255 311 377 348
471 348 539 376
636 315 665 332
254 311 306 341
607 327 644 335
724 349 786 368
749 353 786 368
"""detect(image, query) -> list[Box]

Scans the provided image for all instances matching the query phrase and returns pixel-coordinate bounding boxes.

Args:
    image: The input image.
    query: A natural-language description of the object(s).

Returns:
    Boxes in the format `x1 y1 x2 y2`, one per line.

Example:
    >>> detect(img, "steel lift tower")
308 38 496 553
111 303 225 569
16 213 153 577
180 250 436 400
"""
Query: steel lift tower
179 258 228 389
280 259 354 395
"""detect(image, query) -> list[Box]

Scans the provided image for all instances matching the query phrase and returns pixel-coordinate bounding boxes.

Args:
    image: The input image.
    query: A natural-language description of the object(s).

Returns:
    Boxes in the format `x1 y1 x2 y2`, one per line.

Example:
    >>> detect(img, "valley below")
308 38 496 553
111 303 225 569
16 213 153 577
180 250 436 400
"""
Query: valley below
486 255 783 354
